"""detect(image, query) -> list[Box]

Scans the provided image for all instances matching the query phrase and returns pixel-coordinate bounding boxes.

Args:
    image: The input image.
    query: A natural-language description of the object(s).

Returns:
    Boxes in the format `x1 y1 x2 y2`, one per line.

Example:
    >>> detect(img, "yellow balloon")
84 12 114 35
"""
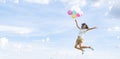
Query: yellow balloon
71 14 76 18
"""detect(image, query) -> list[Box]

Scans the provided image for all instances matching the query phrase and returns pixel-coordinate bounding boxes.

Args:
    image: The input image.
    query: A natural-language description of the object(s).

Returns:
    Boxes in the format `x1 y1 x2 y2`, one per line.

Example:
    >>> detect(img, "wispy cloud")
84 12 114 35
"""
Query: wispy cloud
61 0 86 7
24 0 51 4
0 37 8 48
107 26 120 40
0 0 52 4
90 0 105 8
12 43 33 52
0 37 119 59
13 0 19 4
116 44 120 48
0 37 33 52
0 37 52 53
107 26 120 32
0 25 33 35
33 37 51 43
61 0 86 13
0 0 5 3
104 0 114 16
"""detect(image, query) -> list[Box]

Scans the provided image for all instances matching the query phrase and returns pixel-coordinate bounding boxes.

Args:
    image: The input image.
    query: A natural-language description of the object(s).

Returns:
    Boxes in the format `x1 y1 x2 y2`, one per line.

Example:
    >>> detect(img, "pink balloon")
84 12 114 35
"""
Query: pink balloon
67 10 72 15
76 13 80 17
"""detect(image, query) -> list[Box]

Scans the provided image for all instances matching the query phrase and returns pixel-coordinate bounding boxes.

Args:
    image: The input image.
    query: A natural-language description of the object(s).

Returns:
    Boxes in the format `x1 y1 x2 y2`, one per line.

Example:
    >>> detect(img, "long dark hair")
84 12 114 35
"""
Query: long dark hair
81 23 89 29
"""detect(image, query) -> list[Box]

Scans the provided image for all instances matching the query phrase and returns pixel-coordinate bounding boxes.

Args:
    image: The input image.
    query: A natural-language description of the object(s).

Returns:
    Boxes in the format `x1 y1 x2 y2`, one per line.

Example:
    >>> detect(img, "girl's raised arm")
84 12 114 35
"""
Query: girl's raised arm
75 19 81 30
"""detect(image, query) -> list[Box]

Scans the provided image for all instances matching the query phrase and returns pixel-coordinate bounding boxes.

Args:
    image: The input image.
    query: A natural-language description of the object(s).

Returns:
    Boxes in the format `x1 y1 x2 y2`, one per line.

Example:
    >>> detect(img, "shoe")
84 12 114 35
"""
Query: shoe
89 47 94 51
82 50 84 54
81 49 85 54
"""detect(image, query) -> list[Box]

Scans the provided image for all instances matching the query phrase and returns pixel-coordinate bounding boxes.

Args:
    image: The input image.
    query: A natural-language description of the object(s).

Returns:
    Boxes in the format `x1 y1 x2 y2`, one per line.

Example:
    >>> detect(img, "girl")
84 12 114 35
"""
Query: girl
74 19 97 54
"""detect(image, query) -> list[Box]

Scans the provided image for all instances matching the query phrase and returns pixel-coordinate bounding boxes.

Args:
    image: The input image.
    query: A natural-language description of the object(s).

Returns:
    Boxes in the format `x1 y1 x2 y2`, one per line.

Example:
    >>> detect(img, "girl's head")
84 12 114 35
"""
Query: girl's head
81 23 89 29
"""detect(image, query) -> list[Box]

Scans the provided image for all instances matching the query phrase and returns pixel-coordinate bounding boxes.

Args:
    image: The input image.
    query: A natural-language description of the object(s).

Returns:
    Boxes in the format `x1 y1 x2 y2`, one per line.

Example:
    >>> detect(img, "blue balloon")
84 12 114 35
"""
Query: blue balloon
72 10 77 15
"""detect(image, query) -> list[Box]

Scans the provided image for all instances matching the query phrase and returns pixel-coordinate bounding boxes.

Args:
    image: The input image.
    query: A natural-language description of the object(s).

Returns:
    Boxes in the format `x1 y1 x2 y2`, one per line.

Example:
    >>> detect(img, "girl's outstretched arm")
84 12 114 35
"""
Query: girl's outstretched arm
75 19 81 30
87 27 97 31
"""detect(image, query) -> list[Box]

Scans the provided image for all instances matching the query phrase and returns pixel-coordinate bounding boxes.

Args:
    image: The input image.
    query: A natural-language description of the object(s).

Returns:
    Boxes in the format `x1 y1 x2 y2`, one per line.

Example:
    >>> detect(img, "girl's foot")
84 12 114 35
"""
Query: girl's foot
82 50 85 54
80 48 85 54
89 47 94 51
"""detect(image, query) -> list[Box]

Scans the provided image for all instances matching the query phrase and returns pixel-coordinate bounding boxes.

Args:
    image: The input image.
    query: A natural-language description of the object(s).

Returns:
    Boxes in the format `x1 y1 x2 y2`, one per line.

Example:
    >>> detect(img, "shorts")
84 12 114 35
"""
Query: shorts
76 36 83 44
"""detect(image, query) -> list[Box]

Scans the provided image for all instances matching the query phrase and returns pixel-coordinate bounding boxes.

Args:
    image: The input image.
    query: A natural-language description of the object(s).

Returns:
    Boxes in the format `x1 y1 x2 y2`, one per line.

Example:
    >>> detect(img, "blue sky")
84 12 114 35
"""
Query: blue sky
0 0 120 59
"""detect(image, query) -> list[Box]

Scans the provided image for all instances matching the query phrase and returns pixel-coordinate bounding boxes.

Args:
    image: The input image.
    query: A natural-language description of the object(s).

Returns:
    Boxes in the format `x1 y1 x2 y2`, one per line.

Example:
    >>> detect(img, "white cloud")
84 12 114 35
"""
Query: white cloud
91 0 104 8
108 0 120 18
92 2 101 8
0 0 52 4
46 37 50 42
117 36 120 39
104 0 114 16
0 37 8 48
0 0 6 3
0 0 19 3
0 38 119 59
61 0 86 14
69 0 86 7
24 0 51 4
0 25 32 35
107 26 120 32
34 37 51 43
61 0 86 7
0 37 33 52
13 0 19 4
13 43 22 49
116 44 120 48
13 43 33 52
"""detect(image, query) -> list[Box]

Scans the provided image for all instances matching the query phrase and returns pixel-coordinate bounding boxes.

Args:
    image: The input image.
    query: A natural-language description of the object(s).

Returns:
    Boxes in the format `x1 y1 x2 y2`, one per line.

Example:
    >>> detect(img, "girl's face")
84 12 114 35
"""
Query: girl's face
82 25 87 29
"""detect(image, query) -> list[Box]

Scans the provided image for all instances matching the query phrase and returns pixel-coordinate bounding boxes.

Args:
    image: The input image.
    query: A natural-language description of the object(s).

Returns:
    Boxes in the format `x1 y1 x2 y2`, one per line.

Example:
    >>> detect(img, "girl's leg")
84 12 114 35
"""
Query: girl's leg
74 41 84 52
79 43 85 54
81 46 94 51
74 42 78 49
74 37 80 49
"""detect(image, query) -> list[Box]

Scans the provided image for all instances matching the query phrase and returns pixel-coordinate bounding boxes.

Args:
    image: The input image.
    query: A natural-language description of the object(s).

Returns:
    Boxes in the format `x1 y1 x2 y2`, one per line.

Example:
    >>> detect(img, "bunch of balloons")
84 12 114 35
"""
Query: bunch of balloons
67 10 82 19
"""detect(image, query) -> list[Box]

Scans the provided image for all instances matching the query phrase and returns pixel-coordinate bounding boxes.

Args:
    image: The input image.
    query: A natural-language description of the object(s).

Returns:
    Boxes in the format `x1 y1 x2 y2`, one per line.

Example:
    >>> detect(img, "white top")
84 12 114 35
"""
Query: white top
78 29 88 37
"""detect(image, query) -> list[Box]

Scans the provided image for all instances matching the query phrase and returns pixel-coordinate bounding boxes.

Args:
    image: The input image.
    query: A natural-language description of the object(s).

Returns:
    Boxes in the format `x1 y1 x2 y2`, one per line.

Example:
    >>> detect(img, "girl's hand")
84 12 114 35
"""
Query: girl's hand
93 27 97 29
75 19 77 22
75 19 76 21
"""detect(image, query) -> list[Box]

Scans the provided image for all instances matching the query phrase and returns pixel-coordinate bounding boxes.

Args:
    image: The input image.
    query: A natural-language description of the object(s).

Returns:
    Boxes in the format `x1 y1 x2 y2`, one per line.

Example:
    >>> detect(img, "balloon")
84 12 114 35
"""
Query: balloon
67 10 72 15
67 9 83 19
72 10 77 15
76 13 80 17
71 14 76 19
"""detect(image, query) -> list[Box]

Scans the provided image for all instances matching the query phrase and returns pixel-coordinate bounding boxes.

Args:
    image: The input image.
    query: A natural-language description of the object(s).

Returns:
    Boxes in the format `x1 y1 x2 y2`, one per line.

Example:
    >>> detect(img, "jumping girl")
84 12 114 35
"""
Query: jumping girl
74 19 97 54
